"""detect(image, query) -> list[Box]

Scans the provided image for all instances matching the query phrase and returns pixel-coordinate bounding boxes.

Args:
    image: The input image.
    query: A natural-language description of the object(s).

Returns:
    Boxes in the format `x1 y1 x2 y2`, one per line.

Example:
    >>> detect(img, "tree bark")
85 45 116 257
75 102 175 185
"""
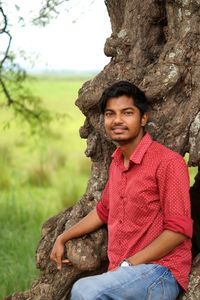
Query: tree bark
5 0 200 299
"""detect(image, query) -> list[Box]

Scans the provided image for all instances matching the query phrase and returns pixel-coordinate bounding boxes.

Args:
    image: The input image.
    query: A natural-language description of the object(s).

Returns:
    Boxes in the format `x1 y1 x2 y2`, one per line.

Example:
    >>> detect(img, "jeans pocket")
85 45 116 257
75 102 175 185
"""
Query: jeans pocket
147 273 180 300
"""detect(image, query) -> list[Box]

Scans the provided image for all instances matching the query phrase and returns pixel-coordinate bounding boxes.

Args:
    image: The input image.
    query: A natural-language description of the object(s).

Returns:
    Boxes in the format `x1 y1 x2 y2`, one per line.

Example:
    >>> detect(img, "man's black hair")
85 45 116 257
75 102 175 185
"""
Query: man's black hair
98 81 148 116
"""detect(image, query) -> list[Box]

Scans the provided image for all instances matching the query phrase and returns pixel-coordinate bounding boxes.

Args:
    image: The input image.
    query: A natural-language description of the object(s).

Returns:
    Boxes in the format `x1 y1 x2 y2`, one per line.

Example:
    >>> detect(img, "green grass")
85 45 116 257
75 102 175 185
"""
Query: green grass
0 75 92 299
184 154 198 186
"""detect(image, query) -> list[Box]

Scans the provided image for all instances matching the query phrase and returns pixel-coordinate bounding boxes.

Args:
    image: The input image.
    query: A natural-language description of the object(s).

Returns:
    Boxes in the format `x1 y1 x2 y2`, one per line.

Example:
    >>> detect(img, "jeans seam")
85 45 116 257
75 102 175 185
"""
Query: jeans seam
133 264 167 279
147 268 178 300
147 279 164 300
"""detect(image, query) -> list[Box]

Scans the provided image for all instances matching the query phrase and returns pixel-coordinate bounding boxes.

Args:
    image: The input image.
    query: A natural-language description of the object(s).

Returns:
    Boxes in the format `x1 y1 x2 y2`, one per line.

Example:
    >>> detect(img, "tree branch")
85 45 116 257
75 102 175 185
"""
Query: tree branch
0 31 12 67
32 0 67 25
0 78 14 105
0 3 53 131
0 6 7 33
0 6 12 67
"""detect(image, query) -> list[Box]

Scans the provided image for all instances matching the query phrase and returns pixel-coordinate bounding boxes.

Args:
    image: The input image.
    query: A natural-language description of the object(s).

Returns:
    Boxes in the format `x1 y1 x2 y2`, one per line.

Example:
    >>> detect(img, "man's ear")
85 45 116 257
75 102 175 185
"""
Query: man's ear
141 113 148 127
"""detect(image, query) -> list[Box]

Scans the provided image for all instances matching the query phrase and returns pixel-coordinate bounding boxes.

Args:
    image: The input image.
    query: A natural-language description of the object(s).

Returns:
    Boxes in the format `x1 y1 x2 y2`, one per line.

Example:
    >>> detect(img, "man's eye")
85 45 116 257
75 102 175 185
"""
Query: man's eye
105 112 113 117
124 111 133 115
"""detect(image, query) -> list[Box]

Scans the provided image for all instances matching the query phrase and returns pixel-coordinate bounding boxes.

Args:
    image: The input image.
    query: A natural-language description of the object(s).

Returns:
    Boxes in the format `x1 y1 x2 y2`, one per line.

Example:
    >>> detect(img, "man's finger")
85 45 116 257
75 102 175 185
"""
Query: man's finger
62 259 72 265
62 259 70 263
57 255 62 270
50 252 56 262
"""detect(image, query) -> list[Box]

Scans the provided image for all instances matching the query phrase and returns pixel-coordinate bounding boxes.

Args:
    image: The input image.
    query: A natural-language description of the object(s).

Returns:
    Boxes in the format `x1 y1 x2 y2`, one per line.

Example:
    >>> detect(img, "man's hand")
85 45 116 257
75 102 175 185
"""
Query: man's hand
50 208 104 270
50 236 71 270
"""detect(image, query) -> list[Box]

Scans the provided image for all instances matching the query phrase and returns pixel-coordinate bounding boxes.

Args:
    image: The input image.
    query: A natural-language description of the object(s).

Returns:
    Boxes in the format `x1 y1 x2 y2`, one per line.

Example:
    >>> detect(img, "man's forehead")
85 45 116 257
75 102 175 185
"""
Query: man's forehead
105 101 137 111
105 96 135 107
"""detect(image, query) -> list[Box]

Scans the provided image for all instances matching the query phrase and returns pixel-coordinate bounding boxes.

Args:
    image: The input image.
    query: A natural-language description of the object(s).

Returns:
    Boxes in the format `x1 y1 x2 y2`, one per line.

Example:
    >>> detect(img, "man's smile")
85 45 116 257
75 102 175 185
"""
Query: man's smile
111 126 128 133
112 129 127 134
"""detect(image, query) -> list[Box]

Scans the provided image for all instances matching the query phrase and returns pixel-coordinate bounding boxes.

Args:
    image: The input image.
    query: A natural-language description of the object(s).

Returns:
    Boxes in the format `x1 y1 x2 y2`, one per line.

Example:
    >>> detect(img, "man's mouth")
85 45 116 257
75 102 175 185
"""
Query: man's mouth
111 127 127 133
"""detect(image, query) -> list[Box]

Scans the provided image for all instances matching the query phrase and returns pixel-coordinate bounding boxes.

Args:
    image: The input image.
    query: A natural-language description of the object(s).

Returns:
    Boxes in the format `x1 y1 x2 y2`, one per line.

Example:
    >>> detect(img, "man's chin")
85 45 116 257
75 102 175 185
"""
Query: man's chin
111 137 129 145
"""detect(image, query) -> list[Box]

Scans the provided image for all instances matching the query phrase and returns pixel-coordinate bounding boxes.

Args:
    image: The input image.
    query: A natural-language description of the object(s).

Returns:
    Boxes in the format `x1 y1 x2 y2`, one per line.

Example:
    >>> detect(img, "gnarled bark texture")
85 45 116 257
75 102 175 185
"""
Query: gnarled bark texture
5 0 200 299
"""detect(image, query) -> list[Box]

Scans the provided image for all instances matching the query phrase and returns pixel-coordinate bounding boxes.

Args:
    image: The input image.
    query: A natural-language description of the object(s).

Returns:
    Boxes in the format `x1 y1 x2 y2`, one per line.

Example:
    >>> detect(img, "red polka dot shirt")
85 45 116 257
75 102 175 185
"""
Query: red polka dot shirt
96 133 193 291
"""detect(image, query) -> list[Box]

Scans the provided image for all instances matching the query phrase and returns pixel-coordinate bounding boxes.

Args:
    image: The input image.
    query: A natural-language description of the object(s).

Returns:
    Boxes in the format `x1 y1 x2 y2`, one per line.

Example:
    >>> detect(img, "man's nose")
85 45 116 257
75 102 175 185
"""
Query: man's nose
113 113 123 124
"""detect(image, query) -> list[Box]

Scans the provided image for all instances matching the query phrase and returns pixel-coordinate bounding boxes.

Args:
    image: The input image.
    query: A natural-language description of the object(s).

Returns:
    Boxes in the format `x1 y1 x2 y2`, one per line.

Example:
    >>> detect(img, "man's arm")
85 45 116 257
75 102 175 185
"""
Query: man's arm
128 230 187 265
50 208 104 270
126 157 191 265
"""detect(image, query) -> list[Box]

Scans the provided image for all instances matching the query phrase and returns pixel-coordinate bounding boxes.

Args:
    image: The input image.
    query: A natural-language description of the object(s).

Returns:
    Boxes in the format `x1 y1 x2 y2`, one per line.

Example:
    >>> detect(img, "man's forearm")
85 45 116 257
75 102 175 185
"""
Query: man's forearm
128 230 187 265
58 208 104 244
50 208 104 269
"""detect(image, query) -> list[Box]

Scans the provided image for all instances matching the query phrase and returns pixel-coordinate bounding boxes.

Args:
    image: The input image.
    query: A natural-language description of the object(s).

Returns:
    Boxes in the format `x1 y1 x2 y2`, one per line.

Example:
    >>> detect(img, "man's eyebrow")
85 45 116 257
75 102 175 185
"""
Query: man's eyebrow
120 107 137 111
105 106 136 111
104 106 137 113
122 107 136 110
104 108 114 111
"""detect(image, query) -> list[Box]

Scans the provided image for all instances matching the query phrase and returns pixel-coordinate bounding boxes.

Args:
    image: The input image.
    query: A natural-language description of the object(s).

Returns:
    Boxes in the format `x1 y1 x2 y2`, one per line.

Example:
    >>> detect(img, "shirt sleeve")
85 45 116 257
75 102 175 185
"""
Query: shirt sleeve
96 180 109 224
156 156 193 238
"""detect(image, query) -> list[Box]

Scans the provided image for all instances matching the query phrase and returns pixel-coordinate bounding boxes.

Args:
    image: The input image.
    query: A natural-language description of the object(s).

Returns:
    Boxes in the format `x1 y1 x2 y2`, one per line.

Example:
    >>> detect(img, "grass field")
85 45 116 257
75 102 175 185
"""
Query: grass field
0 75 198 299
0 75 92 299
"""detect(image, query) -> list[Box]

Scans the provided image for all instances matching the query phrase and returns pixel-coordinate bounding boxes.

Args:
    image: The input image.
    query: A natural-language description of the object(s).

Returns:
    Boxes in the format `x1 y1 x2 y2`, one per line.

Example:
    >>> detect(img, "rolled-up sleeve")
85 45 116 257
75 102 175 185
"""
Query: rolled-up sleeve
96 180 110 224
157 156 193 238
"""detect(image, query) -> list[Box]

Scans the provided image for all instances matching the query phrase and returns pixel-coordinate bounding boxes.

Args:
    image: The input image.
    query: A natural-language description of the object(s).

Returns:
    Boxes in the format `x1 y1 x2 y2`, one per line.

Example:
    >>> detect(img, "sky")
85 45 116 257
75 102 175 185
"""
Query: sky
4 0 112 71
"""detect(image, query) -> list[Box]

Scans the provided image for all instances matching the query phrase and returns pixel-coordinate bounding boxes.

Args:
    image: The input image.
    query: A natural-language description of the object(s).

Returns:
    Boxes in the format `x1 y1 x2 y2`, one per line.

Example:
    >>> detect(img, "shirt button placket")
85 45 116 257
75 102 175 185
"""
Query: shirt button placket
118 172 127 249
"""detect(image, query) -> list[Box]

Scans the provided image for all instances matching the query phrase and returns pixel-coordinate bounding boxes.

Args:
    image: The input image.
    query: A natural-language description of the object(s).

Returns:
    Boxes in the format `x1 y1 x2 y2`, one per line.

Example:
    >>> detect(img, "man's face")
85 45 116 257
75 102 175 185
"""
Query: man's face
104 95 148 144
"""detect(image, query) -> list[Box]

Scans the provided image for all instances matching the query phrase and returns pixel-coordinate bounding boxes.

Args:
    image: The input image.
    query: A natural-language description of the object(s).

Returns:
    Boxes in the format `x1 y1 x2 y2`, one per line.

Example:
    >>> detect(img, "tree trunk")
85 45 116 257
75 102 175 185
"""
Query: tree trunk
5 0 200 299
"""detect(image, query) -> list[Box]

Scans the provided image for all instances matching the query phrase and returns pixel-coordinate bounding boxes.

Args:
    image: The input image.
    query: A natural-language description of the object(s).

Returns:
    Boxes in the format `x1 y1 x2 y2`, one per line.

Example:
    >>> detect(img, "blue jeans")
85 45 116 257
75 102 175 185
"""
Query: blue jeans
70 264 180 300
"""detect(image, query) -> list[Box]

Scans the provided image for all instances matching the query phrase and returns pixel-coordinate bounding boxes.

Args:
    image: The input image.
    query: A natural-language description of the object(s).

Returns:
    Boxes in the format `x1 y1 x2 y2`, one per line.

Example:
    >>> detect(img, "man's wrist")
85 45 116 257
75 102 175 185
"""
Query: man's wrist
119 259 133 267
57 233 68 244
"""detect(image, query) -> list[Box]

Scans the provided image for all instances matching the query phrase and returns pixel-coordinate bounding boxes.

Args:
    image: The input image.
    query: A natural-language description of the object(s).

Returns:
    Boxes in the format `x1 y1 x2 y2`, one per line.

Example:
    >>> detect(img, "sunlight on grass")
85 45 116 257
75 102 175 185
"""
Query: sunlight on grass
0 145 13 189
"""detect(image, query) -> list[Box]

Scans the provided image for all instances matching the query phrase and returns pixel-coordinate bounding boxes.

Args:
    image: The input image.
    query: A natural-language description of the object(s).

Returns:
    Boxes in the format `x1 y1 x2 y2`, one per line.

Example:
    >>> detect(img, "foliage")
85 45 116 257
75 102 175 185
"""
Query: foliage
32 0 68 26
0 0 97 133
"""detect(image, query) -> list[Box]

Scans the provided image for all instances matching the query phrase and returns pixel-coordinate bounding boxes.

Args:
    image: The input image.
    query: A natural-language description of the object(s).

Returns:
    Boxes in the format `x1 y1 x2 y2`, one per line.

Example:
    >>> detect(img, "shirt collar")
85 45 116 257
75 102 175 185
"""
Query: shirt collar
112 132 153 165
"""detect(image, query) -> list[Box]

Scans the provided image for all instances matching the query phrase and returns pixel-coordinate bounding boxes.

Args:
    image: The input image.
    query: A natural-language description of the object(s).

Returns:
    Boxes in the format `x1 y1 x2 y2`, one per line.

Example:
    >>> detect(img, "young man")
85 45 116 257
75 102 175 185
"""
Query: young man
50 81 193 300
